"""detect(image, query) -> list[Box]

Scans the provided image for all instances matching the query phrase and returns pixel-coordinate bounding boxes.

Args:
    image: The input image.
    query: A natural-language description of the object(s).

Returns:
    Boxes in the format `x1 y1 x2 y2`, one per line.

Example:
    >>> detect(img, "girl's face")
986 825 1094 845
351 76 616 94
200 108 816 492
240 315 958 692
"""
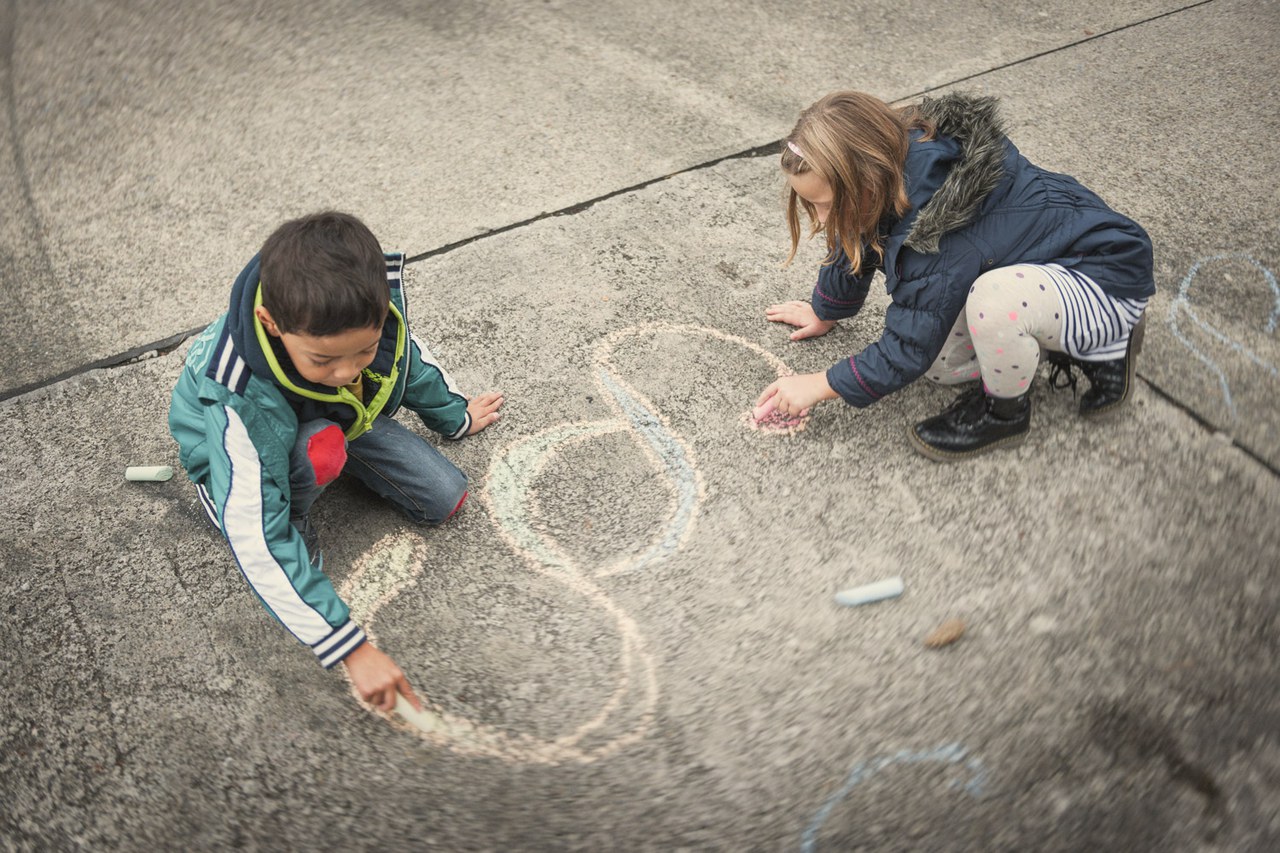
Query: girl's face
786 170 835 225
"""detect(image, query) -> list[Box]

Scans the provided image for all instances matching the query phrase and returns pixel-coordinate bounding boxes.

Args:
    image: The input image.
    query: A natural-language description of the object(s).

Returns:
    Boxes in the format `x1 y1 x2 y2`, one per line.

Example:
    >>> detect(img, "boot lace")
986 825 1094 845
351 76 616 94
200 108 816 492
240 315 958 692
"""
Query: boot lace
943 384 986 414
1046 353 1080 398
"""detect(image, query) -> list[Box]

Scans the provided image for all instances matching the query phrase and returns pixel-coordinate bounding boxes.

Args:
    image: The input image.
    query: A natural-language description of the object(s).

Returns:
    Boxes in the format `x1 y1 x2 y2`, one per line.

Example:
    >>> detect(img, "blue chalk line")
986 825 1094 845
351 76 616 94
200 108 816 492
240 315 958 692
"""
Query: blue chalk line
1167 253 1279 417
800 743 988 852
596 367 699 573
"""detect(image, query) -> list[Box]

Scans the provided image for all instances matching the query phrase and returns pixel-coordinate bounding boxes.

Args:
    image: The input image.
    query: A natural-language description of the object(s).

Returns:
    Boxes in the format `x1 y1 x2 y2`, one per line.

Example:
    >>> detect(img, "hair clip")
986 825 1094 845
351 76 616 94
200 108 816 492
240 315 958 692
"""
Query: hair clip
786 140 805 159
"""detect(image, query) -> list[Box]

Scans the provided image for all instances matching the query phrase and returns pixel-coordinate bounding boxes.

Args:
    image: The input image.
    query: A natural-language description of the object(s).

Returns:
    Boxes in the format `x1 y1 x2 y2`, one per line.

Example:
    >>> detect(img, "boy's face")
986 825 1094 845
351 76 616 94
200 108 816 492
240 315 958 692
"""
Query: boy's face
255 306 381 388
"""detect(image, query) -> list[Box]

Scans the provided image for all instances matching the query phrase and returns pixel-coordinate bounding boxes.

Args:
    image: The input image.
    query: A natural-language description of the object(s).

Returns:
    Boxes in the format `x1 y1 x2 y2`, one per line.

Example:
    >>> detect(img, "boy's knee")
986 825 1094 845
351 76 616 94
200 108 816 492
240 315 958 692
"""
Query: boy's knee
445 490 468 521
408 473 468 526
305 424 348 486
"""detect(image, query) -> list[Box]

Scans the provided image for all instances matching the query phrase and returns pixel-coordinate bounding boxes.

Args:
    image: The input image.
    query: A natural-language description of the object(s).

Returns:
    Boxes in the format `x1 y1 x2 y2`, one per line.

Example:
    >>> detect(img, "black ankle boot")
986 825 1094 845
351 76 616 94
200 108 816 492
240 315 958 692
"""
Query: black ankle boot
1047 316 1145 417
909 387 1031 462
1079 315 1145 416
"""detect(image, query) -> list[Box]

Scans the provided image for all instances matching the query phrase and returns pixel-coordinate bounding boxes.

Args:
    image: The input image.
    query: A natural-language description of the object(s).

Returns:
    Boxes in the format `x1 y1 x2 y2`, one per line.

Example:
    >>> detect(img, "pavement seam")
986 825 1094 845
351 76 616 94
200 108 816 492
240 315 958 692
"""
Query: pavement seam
6 1 1220 396
0 326 206 404
7 0 1255 480
401 0 1219 266
2 0 57 294
1137 375 1280 477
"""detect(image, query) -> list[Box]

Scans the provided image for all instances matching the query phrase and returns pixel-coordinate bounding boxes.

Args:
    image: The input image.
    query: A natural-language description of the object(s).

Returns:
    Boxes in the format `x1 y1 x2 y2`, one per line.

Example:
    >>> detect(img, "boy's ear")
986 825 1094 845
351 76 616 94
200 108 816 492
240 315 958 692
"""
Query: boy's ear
255 305 282 337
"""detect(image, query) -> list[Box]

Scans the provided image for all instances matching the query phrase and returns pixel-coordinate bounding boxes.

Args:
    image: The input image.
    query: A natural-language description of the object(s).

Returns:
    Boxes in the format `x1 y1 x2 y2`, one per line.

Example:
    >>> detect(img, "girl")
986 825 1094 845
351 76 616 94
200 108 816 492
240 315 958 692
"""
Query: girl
755 91 1154 460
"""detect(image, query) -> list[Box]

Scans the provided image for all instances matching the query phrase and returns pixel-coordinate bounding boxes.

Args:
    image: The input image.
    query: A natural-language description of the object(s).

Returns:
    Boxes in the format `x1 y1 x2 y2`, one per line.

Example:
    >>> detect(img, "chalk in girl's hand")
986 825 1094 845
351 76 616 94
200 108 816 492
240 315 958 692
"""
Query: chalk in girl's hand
746 396 810 435
752 396 778 422
834 576 904 607
125 465 173 482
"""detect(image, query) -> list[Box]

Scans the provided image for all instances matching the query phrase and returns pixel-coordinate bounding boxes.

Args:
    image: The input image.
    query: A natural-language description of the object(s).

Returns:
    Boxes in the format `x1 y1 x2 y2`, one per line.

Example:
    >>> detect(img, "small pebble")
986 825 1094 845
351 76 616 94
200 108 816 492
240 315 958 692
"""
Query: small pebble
924 618 966 648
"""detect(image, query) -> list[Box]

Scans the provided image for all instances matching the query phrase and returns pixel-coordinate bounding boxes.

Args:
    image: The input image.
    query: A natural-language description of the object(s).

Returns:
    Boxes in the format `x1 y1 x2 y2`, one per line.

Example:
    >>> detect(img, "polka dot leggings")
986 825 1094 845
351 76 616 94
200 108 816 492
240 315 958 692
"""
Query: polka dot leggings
926 264 1069 398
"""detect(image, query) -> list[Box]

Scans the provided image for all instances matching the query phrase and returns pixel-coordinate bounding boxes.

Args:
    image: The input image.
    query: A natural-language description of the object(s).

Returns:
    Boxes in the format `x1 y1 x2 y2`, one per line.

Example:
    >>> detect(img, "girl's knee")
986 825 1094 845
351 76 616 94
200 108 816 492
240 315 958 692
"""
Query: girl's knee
967 268 1038 340
967 268 1025 311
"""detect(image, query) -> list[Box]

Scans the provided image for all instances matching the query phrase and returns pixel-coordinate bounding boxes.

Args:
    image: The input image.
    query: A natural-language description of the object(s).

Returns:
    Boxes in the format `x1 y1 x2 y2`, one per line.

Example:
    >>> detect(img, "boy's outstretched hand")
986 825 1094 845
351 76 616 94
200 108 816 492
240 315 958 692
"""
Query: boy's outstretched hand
765 300 837 341
466 391 504 435
343 641 422 713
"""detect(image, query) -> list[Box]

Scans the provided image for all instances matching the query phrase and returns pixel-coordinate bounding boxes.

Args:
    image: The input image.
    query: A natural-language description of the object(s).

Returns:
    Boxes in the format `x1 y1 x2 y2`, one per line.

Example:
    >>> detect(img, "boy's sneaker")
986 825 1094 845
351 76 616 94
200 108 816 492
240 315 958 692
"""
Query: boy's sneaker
292 515 321 561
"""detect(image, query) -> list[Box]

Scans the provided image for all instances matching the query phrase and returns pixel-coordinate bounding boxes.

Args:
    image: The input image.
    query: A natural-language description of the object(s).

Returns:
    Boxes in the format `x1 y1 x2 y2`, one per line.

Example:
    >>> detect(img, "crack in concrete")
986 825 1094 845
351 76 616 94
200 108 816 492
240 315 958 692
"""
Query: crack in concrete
2 0 55 285
3 0 1256 480
52 566 135 780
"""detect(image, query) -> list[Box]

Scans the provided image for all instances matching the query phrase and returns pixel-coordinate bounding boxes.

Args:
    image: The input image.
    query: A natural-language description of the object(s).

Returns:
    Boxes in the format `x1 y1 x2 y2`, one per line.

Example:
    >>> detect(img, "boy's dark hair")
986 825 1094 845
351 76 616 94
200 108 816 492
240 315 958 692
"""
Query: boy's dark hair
259 211 389 337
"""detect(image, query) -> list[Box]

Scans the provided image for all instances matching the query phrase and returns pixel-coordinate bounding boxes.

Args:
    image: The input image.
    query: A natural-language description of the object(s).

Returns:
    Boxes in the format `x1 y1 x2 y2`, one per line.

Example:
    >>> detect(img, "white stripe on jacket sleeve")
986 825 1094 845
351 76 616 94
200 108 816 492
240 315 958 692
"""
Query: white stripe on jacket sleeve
410 332 466 397
220 408 364 666
448 410 472 441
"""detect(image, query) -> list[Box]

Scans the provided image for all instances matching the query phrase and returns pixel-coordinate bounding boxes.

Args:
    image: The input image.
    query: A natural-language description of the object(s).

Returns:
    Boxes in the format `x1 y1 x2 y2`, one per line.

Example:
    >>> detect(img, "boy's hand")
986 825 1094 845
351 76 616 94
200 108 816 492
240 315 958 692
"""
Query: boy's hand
756 372 839 416
766 301 837 341
342 642 422 713
466 392 504 435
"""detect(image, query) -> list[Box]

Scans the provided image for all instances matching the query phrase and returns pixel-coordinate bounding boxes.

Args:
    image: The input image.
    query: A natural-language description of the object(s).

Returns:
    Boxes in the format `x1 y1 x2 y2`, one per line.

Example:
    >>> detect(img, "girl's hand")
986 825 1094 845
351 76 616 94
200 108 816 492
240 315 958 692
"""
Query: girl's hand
465 392 504 435
342 642 422 713
756 372 839 417
765 301 837 341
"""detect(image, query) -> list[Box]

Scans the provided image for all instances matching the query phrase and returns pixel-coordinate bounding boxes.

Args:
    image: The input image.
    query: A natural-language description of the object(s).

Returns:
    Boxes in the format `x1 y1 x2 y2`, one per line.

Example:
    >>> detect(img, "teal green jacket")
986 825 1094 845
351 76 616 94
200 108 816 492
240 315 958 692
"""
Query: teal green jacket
168 253 468 667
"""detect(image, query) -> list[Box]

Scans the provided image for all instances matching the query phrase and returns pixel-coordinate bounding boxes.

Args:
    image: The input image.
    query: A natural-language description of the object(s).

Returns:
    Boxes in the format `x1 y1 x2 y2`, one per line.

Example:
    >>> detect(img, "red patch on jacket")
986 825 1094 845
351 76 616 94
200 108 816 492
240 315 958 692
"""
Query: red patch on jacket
307 425 347 486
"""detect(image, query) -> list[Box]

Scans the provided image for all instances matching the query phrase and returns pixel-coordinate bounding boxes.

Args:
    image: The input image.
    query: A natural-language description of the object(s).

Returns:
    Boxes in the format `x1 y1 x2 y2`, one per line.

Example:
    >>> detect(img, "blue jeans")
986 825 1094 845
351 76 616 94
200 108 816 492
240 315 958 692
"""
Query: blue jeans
290 415 468 525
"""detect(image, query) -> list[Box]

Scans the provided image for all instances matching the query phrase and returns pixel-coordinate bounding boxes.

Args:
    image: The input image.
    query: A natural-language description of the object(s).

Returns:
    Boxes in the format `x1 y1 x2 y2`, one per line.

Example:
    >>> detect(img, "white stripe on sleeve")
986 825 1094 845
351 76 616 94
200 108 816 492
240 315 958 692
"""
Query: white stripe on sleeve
221 408 338 645
410 332 465 397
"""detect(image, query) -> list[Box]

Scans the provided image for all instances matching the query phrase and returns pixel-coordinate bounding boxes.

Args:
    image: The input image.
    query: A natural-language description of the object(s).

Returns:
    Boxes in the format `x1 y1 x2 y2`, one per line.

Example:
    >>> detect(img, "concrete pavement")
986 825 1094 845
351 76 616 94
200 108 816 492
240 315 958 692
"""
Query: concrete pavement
2 0 1277 850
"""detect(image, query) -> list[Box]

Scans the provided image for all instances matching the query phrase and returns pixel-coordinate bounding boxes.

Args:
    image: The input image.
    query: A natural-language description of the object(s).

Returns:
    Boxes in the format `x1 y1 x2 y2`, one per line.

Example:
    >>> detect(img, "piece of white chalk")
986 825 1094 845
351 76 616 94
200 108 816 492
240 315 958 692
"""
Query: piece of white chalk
834 576 904 607
394 693 446 734
124 465 173 482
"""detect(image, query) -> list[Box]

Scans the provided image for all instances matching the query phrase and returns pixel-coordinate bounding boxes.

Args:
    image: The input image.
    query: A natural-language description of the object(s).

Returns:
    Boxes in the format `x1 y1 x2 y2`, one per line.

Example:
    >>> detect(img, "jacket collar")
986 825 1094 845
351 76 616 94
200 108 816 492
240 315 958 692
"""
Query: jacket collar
225 253 402 407
902 93 1008 254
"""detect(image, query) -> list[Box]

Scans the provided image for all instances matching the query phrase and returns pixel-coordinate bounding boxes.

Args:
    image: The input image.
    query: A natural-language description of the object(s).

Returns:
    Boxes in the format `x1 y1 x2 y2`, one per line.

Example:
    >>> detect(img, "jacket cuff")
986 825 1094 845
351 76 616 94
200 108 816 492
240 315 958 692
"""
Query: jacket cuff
311 620 367 669
811 284 865 322
447 410 471 441
826 359 880 408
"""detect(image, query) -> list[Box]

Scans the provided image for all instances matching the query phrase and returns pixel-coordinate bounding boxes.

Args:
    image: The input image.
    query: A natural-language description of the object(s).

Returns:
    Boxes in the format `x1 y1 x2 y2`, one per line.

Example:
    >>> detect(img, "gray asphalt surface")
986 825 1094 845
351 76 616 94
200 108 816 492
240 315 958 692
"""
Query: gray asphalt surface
2 0 1278 850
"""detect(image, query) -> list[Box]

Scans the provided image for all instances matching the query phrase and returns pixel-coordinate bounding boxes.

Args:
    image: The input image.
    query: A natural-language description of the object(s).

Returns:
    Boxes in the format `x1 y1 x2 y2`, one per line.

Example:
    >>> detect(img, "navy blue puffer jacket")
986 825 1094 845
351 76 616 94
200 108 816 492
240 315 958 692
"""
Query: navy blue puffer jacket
811 93 1154 407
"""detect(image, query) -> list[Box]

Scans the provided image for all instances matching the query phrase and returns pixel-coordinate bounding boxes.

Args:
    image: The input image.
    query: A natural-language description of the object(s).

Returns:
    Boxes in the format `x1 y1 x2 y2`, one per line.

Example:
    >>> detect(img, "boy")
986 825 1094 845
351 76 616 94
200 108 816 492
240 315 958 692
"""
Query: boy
169 211 503 712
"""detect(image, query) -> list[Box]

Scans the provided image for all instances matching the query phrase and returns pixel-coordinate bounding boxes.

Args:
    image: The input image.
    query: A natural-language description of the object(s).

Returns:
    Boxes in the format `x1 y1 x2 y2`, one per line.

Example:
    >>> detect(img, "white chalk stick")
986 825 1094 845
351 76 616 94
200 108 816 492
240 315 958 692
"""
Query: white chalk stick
834 576 904 607
394 693 446 734
124 465 173 482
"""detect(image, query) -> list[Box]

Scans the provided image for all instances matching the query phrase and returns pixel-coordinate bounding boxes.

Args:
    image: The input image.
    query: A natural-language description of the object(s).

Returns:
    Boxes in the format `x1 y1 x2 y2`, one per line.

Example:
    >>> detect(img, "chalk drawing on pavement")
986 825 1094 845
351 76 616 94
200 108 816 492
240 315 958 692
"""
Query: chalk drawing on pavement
341 323 806 762
1168 253 1279 417
801 743 989 852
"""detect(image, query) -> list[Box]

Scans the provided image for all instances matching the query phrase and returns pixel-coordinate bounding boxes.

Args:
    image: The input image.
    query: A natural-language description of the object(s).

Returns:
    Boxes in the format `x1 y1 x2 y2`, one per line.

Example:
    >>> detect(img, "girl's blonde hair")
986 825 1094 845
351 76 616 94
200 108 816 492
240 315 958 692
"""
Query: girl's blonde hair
781 91 935 273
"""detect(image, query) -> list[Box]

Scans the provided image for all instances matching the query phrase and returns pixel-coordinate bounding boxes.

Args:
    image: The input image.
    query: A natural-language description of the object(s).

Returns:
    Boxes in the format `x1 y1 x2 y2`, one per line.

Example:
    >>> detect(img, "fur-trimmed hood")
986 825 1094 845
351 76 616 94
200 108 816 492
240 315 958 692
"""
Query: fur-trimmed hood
902 93 1007 254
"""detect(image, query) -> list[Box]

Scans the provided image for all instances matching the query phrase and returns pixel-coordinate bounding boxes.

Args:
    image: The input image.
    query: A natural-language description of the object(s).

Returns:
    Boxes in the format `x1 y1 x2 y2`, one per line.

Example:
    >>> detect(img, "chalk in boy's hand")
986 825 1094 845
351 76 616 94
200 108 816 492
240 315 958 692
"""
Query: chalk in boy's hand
344 642 422 713
755 372 837 419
